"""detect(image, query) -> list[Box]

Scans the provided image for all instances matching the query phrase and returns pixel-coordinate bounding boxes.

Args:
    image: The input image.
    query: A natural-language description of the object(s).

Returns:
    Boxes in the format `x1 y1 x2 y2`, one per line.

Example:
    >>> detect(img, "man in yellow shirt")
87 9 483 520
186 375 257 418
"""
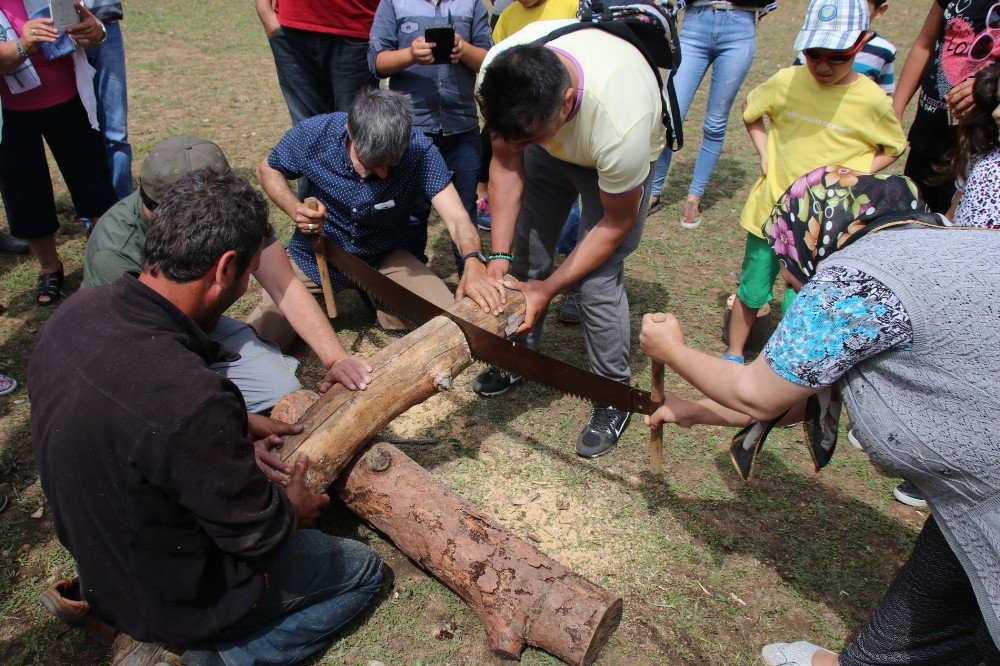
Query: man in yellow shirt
724 0 906 365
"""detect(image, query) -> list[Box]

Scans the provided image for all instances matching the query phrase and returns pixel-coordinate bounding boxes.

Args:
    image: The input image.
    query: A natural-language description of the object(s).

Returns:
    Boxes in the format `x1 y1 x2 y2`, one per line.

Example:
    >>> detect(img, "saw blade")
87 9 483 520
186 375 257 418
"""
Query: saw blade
324 240 658 414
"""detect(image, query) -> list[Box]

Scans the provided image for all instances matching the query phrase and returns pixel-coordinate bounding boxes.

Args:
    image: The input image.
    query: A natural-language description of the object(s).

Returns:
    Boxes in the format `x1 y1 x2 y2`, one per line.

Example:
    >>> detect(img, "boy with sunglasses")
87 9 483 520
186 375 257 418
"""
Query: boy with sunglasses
723 0 907 366
794 0 896 93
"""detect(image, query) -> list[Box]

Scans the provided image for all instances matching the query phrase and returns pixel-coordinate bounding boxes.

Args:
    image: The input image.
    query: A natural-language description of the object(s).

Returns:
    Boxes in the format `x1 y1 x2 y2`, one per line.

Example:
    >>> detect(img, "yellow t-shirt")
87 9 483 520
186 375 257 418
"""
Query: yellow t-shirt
493 0 580 44
740 66 907 238
479 19 666 194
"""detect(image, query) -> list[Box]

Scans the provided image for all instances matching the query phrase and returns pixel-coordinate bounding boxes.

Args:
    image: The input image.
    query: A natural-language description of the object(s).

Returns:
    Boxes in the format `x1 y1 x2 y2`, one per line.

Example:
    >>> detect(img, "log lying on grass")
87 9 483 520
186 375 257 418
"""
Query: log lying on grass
277 290 527 492
273 384 623 665
338 441 624 665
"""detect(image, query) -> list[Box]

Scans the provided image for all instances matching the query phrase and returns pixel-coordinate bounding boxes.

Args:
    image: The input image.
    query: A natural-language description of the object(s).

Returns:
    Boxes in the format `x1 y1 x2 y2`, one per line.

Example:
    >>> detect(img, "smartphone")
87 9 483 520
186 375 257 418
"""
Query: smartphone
424 26 455 65
49 0 78 32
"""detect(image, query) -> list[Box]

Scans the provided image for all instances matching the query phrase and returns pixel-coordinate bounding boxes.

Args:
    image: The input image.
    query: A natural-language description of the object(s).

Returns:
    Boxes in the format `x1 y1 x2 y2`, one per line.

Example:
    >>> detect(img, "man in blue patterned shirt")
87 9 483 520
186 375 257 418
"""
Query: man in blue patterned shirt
252 88 505 336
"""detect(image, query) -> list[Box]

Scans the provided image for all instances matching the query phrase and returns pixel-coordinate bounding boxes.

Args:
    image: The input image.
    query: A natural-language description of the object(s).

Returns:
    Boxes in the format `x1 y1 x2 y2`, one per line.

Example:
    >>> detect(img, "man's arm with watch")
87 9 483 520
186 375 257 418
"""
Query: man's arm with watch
430 182 507 315
502 184 643 335
483 139 525 282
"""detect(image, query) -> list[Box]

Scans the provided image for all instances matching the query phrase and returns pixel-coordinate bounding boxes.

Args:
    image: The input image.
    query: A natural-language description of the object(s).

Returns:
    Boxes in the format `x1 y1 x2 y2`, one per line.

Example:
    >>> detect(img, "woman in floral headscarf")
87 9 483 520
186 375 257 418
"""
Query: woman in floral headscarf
639 167 1000 666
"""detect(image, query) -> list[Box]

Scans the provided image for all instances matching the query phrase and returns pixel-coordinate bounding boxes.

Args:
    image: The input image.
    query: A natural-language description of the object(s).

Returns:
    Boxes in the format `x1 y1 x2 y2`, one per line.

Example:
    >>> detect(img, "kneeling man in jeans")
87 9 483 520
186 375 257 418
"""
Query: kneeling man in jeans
31 170 383 664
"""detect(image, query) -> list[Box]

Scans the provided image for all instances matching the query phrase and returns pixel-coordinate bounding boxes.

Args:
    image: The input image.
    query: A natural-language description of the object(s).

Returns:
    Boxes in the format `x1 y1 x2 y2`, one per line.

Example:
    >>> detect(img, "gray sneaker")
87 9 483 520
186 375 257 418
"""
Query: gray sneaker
558 290 581 325
0 232 28 254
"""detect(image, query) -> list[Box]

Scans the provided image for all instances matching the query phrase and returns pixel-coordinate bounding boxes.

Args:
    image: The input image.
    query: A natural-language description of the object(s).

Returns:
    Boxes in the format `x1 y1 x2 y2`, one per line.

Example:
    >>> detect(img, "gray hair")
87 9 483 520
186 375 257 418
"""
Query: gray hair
347 88 414 167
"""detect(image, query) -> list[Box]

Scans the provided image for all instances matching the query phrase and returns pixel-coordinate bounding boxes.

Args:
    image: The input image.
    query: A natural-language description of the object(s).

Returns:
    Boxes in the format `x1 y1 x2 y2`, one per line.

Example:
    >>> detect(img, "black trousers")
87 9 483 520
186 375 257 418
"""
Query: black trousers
841 517 1000 665
903 149 956 215
0 97 116 239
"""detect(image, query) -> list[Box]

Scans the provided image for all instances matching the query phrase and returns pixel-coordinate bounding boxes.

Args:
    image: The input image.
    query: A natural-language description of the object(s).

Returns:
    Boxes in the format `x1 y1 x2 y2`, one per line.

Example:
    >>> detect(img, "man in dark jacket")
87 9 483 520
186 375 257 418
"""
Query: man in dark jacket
29 170 383 664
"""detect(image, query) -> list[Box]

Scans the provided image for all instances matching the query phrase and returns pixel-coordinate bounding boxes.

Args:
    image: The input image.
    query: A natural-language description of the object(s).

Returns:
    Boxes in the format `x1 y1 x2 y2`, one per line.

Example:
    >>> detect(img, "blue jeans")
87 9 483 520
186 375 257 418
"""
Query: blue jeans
651 6 757 198
85 21 132 200
406 128 481 271
183 530 384 666
555 199 581 255
267 27 376 125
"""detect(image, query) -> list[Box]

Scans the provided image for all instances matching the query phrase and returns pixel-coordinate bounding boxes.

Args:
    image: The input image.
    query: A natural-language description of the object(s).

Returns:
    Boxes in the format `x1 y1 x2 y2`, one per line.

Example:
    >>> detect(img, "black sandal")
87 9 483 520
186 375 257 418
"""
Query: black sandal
36 264 64 307
648 195 664 215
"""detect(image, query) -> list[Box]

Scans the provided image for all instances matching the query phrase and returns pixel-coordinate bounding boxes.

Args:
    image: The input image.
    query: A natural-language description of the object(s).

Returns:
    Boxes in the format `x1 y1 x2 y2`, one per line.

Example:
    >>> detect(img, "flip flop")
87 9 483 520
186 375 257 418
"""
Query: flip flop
681 202 702 229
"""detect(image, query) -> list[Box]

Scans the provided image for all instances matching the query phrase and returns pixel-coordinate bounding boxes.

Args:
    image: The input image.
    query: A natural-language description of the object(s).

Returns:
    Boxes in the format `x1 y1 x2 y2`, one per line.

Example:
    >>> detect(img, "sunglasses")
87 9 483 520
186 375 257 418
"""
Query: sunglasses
969 3 1000 61
802 34 868 65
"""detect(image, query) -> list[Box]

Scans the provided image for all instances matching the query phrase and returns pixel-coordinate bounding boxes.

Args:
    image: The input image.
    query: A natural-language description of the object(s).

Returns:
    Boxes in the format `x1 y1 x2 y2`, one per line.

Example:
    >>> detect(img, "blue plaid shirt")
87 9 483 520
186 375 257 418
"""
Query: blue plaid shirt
268 112 453 289
83 0 123 21
367 0 492 134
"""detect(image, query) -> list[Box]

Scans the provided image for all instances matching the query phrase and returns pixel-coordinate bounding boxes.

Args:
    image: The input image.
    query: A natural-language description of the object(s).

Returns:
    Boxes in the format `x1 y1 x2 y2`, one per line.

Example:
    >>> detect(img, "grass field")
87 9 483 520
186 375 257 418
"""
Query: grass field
0 1 936 663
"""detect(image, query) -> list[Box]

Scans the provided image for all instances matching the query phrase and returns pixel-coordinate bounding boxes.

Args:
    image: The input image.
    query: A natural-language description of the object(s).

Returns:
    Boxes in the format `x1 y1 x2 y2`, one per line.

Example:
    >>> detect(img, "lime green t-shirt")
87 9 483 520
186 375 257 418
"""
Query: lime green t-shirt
740 66 907 238
492 0 580 44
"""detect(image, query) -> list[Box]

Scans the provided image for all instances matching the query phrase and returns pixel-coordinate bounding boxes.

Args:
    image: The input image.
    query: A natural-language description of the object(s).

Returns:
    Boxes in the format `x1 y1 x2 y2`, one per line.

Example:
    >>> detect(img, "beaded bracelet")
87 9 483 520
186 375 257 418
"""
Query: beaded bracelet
15 38 29 59
487 252 513 262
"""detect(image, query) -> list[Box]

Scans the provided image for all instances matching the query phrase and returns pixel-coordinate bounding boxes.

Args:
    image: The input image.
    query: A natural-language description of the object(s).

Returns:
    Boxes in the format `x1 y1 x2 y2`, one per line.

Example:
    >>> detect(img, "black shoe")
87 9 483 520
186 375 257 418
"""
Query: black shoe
576 404 631 458
472 366 521 397
0 232 28 254
893 480 927 508
558 290 581 325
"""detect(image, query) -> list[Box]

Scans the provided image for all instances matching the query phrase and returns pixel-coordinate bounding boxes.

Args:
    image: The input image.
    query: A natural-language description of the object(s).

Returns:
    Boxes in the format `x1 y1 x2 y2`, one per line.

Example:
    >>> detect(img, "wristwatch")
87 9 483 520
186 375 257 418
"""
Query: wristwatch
462 251 487 265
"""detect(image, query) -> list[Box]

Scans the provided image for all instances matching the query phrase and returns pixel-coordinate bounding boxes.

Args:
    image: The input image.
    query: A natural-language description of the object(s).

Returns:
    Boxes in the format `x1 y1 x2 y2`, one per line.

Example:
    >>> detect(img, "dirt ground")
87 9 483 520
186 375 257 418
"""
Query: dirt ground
0 0 935 663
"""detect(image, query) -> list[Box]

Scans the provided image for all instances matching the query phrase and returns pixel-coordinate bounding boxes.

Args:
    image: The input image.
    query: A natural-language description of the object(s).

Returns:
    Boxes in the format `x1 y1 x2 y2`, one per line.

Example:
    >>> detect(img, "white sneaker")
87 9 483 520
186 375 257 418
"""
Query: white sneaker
761 641 833 666
847 429 863 450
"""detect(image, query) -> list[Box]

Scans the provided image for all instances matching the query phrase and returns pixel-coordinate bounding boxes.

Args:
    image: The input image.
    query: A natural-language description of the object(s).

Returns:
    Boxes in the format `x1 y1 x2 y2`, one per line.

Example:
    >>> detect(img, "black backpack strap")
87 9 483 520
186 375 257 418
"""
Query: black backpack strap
531 22 683 151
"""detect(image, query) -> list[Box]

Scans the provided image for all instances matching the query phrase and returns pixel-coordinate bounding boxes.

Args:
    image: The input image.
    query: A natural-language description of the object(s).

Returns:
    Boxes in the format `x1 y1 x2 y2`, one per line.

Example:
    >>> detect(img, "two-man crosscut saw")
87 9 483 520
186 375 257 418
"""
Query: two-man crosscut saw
324 240 658 414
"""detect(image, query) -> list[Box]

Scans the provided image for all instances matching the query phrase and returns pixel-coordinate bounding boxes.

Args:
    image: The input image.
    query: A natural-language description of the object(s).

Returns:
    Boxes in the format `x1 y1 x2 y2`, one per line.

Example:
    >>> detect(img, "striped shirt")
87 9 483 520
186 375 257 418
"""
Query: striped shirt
82 0 123 21
794 31 896 94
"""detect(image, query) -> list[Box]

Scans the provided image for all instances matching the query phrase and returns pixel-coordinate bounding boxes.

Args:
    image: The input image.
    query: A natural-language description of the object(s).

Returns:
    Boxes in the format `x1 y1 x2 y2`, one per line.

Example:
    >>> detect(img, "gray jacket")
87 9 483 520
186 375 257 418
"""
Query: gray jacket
828 227 1000 644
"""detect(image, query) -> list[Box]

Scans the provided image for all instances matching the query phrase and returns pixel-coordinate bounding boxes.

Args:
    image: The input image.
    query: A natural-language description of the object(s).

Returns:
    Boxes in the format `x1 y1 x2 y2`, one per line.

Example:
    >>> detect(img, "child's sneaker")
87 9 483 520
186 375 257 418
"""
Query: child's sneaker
476 197 491 230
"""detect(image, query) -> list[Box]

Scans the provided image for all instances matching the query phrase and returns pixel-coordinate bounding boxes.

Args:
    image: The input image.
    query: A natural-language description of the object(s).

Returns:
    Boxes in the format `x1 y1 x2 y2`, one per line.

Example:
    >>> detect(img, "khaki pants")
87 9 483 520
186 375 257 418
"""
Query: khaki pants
246 249 455 347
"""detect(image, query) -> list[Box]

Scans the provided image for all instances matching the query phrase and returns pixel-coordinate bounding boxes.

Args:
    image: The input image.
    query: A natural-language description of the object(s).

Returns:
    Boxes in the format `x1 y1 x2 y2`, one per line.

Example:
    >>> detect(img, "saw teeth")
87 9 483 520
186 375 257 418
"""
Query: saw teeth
349 279 419 326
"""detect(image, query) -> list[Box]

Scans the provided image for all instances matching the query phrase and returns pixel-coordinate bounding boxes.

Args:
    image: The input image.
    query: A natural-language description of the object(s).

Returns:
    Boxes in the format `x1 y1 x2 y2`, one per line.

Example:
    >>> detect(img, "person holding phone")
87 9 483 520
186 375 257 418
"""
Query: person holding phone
368 0 492 269
0 0 115 306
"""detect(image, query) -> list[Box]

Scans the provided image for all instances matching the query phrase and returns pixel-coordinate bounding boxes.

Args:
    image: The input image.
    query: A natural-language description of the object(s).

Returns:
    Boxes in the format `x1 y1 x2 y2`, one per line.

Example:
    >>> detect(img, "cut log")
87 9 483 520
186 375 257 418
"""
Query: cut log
338 442 623 665
272 394 623 665
278 291 526 492
109 633 181 666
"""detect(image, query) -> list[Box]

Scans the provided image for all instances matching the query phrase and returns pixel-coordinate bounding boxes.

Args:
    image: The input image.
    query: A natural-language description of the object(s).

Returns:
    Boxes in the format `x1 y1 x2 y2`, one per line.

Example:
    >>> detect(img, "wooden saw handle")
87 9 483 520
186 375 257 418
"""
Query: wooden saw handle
648 312 666 474
305 197 337 319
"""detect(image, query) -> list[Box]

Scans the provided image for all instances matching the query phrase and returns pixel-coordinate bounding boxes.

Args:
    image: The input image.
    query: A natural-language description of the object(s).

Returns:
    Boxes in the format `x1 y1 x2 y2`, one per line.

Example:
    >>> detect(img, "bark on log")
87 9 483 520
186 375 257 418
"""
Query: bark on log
278 291 526 492
338 442 623 665
272 392 623 665
109 633 181 666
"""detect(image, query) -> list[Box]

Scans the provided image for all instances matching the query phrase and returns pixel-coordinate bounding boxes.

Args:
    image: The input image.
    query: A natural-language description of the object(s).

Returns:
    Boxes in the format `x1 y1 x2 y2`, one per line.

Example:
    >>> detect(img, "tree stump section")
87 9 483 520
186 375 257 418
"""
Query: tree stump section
109 633 181 666
272 391 623 665
339 442 623 665
278 291 527 492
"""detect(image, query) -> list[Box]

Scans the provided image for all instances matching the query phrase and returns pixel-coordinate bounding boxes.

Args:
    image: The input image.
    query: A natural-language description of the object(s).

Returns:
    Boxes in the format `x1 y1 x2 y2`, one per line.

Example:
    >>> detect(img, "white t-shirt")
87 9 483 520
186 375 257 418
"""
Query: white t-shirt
478 19 666 194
